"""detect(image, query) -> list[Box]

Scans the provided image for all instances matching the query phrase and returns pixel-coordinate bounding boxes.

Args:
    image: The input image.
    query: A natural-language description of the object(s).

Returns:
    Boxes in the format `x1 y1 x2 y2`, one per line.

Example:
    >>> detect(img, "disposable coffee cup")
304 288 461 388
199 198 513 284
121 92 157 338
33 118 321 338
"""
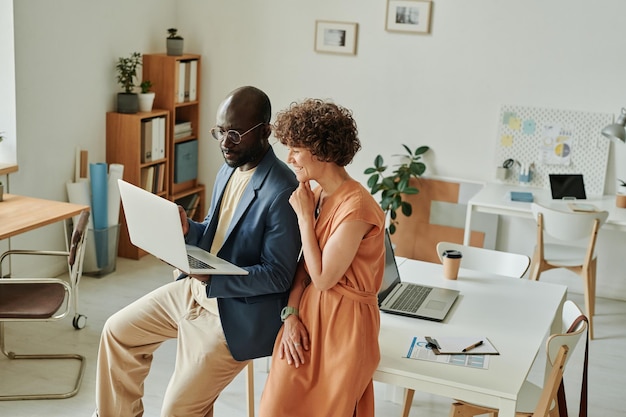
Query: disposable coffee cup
442 249 462 280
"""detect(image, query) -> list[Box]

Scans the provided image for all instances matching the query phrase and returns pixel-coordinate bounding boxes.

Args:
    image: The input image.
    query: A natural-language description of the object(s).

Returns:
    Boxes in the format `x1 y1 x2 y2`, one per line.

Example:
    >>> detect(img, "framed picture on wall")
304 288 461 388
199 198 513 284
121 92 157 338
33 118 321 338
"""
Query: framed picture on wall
385 0 432 34
314 20 358 55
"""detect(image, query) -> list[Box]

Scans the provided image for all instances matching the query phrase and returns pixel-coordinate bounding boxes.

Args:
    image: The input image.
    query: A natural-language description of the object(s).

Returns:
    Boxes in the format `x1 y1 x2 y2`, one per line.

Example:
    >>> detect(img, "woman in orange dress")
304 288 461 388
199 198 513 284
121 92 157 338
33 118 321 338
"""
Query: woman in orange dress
258 99 385 417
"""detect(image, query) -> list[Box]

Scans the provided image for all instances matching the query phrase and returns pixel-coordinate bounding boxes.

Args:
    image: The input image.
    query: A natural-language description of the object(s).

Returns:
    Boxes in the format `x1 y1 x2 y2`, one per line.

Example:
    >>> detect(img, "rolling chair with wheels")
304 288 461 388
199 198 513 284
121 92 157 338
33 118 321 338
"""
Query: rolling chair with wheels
0 210 90 400
0 210 90 329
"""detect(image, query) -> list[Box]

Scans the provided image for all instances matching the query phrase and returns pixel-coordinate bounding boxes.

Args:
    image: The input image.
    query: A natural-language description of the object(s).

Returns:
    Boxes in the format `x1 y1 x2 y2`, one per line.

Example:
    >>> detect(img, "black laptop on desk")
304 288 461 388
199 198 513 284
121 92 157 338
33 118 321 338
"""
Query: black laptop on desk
378 230 459 321
549 174 587 200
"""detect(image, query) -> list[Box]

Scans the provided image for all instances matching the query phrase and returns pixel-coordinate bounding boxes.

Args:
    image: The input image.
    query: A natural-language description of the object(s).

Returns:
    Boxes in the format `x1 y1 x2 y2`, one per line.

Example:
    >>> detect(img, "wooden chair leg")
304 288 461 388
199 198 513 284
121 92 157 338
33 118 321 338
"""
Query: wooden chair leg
401 388 415 417
246 361 255 417
582 264 595 340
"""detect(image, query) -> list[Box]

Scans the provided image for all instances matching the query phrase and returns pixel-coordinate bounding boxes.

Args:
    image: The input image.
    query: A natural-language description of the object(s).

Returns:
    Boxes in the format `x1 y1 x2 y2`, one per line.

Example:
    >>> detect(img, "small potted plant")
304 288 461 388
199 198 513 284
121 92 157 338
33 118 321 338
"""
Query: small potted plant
364 144 430 234
138 80 155 112
166 28 184 56
115 52 142 114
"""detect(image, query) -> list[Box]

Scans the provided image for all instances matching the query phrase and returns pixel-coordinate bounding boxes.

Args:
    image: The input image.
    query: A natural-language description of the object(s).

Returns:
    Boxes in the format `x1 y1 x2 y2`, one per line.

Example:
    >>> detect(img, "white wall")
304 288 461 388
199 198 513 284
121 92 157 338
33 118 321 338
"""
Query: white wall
9 1 626 299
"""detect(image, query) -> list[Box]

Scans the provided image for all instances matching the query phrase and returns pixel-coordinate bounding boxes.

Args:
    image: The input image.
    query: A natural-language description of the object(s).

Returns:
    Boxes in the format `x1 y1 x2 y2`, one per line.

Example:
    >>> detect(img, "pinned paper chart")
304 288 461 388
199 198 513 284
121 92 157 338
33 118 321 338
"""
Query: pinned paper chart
495 105 611 196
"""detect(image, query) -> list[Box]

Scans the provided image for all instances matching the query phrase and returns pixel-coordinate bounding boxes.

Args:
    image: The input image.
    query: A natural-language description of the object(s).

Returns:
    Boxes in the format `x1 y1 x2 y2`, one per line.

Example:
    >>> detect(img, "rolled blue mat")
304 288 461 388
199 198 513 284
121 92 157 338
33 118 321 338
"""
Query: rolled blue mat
90 163 109 268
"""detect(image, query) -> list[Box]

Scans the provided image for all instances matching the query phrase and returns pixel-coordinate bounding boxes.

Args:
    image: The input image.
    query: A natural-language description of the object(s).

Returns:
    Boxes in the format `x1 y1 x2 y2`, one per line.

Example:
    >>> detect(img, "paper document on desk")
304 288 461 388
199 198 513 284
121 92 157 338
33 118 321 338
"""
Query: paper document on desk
425 336 499 355
405 337 491 369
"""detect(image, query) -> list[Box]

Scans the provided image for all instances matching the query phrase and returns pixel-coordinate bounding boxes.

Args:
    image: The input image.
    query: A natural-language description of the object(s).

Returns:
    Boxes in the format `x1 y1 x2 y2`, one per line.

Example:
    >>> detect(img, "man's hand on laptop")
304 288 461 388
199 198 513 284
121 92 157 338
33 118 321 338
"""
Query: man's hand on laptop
178 205 190 235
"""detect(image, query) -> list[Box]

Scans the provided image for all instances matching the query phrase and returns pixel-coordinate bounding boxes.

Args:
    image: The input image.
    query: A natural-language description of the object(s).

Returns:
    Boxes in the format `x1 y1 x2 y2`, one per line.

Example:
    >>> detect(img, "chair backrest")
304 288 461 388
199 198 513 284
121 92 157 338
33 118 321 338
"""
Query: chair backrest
436 241 530 278
68 210 90 268
532 344 569 417
548 300 587 368
530 203 608 242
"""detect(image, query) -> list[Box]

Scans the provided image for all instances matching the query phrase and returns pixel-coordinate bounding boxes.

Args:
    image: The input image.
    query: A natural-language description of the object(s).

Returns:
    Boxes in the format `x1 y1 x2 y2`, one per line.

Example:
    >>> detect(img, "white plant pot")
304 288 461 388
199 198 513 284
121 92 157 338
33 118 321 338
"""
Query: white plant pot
138 92 156 112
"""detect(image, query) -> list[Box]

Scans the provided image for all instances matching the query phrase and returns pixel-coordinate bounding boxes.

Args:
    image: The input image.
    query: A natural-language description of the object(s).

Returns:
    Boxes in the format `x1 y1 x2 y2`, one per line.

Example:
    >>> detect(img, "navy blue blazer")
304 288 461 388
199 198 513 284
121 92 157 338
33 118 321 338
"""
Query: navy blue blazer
185 147 301 361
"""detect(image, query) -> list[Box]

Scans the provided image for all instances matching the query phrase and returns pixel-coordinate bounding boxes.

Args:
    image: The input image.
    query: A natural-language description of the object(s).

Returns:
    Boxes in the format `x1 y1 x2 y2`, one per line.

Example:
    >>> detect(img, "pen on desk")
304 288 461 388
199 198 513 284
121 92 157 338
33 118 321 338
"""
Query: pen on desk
462 340 483 352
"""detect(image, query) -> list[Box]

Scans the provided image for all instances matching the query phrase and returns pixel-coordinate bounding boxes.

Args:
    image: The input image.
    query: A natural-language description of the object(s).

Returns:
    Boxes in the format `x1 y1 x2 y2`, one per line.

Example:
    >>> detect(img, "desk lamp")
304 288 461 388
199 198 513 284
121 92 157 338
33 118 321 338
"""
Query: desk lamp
601 107 626 142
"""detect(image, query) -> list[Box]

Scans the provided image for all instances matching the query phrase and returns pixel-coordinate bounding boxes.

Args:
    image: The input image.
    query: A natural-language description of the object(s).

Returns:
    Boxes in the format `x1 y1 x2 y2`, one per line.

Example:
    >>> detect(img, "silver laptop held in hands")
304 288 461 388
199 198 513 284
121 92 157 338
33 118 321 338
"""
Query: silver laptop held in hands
379 230 459 321
117 179 248 275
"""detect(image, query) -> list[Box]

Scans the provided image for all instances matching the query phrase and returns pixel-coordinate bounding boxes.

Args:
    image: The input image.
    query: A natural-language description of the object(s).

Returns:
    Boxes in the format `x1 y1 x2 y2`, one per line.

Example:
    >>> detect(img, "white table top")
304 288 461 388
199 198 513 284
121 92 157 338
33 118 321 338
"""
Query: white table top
375 258 567 417
469 182 626 224
463 182 626 244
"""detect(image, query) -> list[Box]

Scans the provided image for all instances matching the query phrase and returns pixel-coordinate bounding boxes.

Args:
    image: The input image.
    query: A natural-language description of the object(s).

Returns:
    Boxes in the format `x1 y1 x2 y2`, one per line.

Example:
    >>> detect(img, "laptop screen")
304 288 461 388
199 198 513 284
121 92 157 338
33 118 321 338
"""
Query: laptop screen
378 230 402 305
549 174 587 199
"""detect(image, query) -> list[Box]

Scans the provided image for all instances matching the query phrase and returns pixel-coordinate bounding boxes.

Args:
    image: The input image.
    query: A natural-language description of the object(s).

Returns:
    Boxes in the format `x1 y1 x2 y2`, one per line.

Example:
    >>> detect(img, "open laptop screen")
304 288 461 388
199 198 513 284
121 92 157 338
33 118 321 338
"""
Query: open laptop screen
549 174 587 199
379 230 401 305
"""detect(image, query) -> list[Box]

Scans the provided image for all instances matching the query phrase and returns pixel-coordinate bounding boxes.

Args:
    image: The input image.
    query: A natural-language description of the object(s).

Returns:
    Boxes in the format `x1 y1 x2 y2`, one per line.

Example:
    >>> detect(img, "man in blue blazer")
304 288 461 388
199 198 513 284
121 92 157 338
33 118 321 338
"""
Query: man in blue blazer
94 86 301 417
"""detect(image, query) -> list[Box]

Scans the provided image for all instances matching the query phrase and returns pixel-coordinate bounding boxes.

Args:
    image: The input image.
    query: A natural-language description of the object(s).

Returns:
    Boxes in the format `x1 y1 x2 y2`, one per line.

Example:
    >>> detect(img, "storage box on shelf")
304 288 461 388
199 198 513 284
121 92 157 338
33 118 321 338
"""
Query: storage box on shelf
142 53 205 221
106 110 170 259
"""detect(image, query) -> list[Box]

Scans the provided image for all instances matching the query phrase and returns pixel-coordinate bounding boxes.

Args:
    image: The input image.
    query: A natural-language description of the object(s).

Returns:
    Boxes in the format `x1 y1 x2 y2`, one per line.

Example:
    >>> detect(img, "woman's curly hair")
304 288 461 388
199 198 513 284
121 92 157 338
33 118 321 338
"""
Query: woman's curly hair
273 98 361 167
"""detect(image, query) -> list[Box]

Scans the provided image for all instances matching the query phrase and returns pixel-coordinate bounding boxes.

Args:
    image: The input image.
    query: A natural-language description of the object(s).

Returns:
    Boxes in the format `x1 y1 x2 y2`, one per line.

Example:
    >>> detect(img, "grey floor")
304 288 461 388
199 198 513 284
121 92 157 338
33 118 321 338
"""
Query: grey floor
0 255 624 417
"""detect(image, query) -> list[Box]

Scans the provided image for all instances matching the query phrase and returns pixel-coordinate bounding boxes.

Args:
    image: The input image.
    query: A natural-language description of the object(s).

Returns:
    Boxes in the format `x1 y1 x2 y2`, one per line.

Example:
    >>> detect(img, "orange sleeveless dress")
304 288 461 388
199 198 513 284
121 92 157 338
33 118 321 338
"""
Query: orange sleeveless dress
259 180 385 417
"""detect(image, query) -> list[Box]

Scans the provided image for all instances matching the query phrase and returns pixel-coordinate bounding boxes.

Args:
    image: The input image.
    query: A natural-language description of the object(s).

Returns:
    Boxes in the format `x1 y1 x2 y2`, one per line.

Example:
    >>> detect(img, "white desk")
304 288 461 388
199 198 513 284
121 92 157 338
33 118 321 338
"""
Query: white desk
463 182 626 244
375 258 567 417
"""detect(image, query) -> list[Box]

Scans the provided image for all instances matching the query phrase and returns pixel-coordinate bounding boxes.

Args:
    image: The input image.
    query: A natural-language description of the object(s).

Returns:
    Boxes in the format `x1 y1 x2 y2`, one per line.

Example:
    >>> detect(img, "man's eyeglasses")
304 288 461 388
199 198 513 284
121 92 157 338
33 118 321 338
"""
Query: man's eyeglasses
210 122 265 145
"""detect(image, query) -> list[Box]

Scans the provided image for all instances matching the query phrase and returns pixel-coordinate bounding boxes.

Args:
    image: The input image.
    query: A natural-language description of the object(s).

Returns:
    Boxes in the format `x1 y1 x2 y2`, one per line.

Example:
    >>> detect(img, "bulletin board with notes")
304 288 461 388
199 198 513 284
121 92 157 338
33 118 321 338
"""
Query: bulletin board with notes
495 105 612 196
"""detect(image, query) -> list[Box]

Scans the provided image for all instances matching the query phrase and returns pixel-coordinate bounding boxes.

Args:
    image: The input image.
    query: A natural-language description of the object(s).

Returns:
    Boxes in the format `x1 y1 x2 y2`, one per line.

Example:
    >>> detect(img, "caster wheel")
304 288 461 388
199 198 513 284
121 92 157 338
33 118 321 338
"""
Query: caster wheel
73 314 87 329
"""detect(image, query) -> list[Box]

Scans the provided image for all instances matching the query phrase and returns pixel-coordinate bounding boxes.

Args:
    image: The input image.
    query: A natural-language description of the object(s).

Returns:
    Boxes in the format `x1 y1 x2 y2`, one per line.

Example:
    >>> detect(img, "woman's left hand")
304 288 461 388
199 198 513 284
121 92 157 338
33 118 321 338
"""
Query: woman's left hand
289 181 315 220
279 315 310 368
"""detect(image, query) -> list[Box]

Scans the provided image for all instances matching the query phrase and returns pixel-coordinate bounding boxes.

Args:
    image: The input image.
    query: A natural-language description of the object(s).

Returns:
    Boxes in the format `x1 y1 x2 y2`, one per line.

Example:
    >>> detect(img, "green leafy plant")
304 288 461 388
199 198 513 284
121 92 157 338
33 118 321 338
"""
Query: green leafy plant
115 52 142 93
364 144 430 234
619 179 626 187
140 80 152 94
167 28 183 39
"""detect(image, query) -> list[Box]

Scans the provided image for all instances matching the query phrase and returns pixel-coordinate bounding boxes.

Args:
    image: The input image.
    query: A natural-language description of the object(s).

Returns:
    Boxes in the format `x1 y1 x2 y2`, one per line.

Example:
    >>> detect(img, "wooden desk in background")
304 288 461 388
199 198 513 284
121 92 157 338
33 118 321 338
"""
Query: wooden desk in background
0 193 88 241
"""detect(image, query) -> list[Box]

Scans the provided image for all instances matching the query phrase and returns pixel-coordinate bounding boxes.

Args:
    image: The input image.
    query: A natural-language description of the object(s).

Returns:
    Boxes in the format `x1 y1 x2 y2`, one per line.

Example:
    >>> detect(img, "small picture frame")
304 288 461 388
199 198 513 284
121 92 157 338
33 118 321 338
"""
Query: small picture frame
314 20 358 55
385 0 432 34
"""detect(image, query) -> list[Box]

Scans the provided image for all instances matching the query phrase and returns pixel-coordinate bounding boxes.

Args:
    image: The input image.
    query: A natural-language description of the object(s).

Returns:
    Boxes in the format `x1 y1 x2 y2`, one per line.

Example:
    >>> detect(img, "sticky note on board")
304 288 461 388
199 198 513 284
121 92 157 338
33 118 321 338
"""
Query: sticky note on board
501 135 514 147
523 120 536 134
508 117 521 130
503 112 516 124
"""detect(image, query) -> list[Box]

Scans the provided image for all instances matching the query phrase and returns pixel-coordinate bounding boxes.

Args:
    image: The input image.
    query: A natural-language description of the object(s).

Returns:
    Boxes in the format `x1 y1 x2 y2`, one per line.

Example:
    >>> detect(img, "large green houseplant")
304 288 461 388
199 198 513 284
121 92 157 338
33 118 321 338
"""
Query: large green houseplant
364 144 430 234
115 52 142 114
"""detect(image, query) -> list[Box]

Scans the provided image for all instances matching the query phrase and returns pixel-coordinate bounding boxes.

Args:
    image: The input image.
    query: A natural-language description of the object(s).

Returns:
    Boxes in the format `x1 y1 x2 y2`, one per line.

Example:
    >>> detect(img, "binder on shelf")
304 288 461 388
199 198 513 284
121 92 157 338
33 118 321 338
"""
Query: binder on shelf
174 140 198 183
151 118 159 162
176 192 200 218
141 120 152 162
177 61 186 103
157 117 166 159
189 60 198 101
184 61 191 101
141 166 155 192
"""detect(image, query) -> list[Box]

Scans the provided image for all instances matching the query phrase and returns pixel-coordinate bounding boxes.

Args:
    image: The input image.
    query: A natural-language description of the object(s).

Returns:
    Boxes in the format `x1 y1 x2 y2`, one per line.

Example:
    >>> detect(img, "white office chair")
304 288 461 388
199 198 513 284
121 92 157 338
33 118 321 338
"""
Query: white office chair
401 242 531 417
436 241 531 278
448 300 588 417
529 202 608 339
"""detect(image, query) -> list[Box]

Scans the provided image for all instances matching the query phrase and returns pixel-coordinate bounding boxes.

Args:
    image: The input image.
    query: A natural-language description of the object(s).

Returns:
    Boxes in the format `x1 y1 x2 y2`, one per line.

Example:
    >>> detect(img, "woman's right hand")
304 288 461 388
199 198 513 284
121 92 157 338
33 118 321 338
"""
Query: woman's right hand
279 315 310 368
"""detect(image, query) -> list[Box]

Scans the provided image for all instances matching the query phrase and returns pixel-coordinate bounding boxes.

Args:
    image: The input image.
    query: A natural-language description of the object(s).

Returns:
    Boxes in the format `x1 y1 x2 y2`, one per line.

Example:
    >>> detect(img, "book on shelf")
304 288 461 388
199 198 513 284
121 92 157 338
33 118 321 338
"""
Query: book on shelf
174 120 193 140
157 117 165 159
176 192 200 218
174 121 192 133
141 166 155 192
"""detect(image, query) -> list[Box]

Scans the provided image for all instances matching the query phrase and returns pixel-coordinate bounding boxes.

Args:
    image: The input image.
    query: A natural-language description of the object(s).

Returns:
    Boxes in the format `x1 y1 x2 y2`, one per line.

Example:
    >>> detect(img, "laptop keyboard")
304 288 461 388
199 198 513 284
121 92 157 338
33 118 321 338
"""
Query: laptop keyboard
390 285 432 311
187 254 215 270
